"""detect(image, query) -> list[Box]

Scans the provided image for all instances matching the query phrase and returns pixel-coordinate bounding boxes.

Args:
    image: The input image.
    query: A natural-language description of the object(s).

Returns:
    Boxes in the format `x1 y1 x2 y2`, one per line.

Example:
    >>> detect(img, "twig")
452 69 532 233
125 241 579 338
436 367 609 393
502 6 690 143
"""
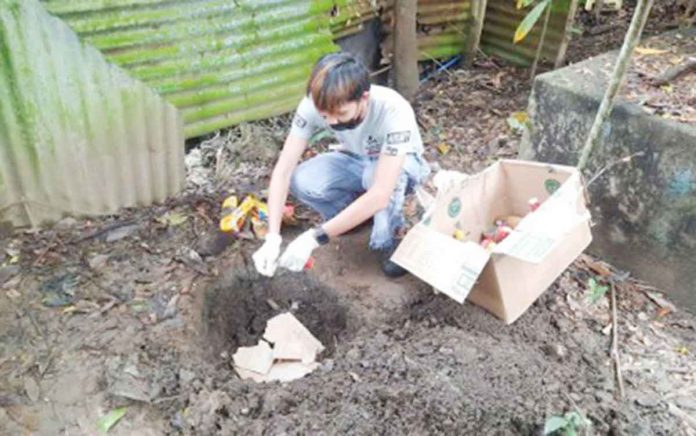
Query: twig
39 350 54 378
32 234 59 267
530 1 553 81
587 23 615 36
72 219 137 244
562 392 593 435
652 57 696 86
369 65 391 77
153 394 185 405
610 283 626 400
586 151 645 186
668 403 696 429
22 309 46 343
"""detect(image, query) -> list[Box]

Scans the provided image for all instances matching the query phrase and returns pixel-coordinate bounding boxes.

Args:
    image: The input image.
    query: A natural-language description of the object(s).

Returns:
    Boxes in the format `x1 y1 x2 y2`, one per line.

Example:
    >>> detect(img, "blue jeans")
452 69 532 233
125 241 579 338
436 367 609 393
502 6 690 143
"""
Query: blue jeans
290 151 431 250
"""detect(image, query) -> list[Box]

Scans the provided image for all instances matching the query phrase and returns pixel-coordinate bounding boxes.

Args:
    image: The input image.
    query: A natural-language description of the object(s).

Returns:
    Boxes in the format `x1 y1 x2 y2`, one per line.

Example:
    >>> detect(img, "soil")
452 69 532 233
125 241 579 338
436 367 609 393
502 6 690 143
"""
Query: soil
1 3 695 435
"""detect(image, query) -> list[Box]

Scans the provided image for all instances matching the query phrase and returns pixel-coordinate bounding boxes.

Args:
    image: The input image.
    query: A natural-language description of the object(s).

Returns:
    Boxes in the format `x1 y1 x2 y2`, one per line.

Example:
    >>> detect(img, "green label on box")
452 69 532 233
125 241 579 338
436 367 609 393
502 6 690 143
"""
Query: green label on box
448 198 461 218
545 179 561 194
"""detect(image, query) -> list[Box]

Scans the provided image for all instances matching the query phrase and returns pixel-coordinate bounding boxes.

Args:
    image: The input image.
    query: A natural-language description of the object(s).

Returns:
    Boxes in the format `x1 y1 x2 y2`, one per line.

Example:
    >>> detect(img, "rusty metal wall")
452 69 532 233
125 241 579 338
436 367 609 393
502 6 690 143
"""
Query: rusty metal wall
331 0 380 39
381 0 473 63
0 0 185 228
481 0 571 66
41 0 344 139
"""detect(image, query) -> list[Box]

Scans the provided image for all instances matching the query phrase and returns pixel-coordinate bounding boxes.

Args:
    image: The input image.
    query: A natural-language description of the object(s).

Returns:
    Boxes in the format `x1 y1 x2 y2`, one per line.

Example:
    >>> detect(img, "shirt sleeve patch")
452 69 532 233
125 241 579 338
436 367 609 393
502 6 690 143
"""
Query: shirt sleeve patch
383 145 400 156
386 131 411 144
293 114 307 128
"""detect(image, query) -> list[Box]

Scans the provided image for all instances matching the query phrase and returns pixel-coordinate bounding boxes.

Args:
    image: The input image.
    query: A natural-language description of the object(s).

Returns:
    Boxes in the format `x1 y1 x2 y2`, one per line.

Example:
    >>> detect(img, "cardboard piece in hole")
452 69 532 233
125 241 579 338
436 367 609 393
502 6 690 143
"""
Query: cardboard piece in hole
233 312 325 383
392 160 593 324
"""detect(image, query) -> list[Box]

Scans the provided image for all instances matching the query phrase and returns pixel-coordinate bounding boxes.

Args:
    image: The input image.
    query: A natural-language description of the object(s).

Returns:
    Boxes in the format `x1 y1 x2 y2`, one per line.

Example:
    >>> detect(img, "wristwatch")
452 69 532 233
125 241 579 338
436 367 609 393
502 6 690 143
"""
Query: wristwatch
313 226 330 245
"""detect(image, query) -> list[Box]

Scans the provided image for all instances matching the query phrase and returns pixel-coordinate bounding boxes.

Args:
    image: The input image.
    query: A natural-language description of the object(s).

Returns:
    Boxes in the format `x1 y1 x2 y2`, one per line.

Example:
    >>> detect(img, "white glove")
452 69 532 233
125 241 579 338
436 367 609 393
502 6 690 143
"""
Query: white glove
252 233 282 277
279 229 319 272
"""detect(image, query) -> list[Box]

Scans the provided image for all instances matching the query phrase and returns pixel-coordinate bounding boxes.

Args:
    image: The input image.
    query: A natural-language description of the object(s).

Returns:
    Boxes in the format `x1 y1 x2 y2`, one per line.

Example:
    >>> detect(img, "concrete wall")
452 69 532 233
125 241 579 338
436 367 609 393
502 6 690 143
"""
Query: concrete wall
520 31 696 311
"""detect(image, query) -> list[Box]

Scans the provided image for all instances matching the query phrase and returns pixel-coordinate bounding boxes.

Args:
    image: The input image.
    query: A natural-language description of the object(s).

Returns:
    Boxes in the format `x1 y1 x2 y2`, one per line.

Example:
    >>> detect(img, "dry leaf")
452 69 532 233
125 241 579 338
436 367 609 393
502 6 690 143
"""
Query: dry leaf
436 142 451 155
656 307 672 318
635 47 668 56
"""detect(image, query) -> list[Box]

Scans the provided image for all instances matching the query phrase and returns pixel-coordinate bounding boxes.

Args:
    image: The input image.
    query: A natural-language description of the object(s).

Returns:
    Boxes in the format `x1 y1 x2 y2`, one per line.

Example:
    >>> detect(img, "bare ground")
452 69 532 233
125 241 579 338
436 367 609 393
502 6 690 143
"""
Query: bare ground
1 4 695 435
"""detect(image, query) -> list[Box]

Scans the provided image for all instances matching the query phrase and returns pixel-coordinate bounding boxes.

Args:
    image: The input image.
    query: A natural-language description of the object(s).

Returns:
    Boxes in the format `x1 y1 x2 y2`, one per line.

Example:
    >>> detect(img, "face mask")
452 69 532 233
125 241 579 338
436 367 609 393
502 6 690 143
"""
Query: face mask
329 115 363 131
329 101 365 131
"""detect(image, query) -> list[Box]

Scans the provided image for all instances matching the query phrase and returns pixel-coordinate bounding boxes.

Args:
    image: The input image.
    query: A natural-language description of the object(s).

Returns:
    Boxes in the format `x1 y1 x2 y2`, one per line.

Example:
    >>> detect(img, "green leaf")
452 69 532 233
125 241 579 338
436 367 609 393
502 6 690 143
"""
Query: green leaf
157 212 189 227
514 0 551 43
97 407 127 433
516 0 535 9
565 411 590 431
544 416 568 434
588 278 609 304
565 411 584 425
506 111 530 132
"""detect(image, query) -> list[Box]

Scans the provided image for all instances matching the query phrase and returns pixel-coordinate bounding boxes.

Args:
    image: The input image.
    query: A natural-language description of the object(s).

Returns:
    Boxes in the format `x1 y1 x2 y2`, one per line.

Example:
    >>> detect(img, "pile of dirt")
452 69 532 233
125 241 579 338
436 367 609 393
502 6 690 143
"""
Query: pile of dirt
160 263 695 435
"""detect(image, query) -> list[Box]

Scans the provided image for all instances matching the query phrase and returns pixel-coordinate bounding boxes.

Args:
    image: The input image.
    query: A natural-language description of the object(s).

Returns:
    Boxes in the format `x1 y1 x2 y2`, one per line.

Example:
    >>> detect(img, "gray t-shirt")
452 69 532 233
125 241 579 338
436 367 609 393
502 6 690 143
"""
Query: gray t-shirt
289 85 424 157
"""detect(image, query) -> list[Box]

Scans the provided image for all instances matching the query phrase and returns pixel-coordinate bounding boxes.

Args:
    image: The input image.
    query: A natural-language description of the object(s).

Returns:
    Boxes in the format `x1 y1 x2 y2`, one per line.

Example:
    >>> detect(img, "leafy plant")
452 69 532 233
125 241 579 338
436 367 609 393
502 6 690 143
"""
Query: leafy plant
544 411 590 435
97 407 127 433
514 0 552 43
587 277 609 304
506 111 530 133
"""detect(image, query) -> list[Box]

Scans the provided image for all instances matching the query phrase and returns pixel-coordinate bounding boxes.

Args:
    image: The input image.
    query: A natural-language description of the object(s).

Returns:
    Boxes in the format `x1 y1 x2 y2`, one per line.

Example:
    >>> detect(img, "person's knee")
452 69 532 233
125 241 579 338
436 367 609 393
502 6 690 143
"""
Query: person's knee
290 164 329 202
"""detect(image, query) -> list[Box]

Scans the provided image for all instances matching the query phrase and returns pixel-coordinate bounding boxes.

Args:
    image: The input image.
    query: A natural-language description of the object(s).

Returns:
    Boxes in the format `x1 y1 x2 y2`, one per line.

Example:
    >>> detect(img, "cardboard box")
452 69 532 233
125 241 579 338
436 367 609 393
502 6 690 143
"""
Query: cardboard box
392 160 593 324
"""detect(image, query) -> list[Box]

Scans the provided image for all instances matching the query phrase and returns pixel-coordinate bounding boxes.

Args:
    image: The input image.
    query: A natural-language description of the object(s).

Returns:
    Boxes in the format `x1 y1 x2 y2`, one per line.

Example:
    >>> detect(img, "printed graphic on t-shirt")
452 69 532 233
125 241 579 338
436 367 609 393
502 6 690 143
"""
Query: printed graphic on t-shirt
386 131 411 145
365 135 381 156
293 113 307 128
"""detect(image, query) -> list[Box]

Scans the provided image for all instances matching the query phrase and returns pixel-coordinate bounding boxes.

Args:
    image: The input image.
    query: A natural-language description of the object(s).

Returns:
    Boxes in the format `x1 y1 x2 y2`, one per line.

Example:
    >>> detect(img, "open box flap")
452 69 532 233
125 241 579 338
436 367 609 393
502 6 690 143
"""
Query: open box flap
392 223 490 303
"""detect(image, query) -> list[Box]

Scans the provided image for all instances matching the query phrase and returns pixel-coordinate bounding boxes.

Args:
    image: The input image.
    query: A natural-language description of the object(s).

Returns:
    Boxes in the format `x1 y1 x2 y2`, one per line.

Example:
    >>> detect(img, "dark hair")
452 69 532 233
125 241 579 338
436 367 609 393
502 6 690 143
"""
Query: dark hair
306 52 370 113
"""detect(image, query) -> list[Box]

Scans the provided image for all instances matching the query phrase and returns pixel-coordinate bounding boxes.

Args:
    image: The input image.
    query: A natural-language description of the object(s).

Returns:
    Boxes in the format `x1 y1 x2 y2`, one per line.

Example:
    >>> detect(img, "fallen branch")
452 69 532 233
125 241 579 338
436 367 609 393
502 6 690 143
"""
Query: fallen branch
586 23 614 36
652 57 696 86
610 283 625 400
72 219 138 244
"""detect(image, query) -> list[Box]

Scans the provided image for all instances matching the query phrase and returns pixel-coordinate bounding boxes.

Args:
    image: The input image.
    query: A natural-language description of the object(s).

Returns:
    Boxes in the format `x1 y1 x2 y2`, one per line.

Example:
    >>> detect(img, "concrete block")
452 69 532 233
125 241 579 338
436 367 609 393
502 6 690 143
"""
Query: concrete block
520 29 696 311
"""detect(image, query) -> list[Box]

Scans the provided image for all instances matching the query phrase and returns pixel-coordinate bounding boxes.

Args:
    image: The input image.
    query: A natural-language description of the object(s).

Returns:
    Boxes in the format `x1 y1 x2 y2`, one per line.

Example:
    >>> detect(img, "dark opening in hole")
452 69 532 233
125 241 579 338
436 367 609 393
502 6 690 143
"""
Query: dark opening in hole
203 270 350 358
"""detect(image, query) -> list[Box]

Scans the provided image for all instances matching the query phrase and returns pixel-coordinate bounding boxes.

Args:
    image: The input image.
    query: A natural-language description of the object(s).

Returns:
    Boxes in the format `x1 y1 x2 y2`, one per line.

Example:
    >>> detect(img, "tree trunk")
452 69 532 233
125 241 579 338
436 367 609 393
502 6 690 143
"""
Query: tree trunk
393 0 419 101
466 0 489 66
576 0 654 171
554 0 580 68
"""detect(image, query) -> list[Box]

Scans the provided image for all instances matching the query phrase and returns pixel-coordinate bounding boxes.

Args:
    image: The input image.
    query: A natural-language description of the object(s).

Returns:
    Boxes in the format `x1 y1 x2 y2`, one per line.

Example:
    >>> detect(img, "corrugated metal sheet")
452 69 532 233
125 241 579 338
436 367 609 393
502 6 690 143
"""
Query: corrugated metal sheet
0 0 185 227
331 1 380 39
41 0 344 139
480 0 571 66
380 0 473 63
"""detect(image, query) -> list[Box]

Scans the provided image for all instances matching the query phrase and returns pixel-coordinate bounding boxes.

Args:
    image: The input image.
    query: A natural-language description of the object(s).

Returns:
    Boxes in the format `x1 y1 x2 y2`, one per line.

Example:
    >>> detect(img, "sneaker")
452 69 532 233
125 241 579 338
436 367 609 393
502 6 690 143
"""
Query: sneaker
377 245 408 278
